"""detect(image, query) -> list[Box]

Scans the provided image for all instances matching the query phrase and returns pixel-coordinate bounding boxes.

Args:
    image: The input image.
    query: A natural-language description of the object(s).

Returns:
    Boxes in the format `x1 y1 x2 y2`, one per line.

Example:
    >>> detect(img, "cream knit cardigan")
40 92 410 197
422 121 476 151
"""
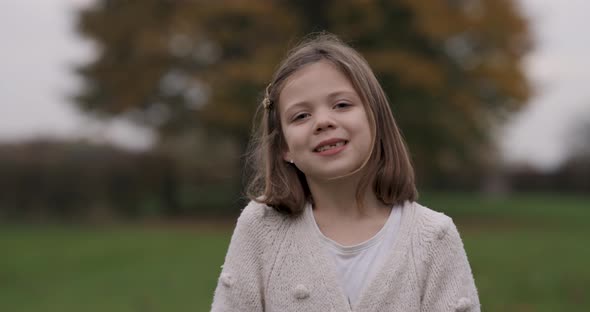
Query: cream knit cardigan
211 200 480 312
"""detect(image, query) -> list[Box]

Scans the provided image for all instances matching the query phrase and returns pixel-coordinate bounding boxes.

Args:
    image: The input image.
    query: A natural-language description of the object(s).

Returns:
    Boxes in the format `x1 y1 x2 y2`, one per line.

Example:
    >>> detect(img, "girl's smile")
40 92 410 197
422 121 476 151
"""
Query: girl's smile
313 138 348 155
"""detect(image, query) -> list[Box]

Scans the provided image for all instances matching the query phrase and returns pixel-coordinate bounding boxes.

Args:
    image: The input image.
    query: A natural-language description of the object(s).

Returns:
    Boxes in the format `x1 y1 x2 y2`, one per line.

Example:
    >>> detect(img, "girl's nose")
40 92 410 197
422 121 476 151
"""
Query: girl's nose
314 113 336 134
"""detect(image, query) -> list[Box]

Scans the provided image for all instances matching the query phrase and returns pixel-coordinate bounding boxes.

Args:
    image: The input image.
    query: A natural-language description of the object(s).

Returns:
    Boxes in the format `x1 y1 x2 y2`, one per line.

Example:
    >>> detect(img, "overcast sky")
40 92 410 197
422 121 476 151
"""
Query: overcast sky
1 0 589 171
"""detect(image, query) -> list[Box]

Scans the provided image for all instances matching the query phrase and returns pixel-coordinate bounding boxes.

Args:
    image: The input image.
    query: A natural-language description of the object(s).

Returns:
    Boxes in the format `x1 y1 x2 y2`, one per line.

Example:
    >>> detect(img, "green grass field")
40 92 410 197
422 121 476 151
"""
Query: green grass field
1 193 589 311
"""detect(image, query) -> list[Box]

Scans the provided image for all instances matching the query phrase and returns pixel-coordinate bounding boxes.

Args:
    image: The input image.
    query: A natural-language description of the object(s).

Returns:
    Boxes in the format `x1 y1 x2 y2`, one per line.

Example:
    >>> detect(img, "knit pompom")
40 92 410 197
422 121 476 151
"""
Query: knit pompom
455 297 472 311
437 223 450 240
293 284 310 299
220 273 233 287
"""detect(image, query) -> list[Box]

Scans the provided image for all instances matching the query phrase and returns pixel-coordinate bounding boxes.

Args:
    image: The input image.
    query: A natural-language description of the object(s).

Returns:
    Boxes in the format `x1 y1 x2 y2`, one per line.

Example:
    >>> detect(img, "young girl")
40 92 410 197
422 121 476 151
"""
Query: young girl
211 33 480 312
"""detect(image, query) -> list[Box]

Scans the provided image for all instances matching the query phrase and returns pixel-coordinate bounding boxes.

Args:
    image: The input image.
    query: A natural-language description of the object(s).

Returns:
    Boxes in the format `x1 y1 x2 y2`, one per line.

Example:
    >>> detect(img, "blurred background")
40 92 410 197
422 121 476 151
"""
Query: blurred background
0 0 588 311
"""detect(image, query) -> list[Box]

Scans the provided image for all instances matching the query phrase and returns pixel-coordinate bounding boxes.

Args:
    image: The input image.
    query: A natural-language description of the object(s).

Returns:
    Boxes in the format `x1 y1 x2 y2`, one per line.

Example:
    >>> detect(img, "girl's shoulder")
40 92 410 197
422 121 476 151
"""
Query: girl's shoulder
405 201 459 244
239 200 286 221
233 200 289 236
411 201 453 225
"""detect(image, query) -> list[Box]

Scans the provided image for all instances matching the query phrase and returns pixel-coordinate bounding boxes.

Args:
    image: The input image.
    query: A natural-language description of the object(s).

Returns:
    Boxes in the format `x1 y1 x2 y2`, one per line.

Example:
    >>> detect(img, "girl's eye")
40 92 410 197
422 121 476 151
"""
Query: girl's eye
292 113 310 122
334 102 351 109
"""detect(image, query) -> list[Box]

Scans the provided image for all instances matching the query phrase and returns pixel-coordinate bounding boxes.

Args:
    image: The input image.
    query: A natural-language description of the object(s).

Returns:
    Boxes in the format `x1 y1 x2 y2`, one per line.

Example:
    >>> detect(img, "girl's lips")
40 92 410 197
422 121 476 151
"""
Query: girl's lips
313 138 348 151
314 141 348 156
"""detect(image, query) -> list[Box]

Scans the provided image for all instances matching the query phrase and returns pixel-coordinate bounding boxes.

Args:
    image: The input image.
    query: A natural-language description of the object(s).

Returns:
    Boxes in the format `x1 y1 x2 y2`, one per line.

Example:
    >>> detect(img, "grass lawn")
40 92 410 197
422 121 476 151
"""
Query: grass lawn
1 192 589 311
0 227 230 312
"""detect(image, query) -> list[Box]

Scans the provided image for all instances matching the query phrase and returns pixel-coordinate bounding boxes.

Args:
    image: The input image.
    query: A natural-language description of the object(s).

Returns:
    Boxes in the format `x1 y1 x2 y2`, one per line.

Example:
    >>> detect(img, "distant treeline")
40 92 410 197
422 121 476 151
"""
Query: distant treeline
0 140 587 222
507 159 590 193
0 140 240 222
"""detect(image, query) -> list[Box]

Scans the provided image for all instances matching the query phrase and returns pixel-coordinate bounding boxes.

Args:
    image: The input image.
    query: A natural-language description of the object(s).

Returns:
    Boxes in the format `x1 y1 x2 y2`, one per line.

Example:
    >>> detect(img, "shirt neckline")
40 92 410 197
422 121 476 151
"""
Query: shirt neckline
305 202 399 255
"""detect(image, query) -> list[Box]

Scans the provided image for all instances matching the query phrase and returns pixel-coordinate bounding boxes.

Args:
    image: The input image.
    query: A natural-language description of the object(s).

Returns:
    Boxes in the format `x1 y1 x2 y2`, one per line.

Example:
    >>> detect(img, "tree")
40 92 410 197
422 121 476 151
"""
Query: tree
74 0 531 187
75 0 297 138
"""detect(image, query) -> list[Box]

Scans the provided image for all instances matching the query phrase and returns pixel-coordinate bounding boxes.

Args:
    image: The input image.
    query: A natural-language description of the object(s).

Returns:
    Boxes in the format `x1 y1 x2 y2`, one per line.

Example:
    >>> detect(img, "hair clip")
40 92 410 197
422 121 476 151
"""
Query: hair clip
263 83 273 109
262 97 272 109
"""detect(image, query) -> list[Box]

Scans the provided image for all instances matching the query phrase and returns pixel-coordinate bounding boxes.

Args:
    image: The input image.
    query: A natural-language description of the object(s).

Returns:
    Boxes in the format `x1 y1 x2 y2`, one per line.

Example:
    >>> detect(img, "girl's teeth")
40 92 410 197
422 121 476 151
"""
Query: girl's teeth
317 141 345 152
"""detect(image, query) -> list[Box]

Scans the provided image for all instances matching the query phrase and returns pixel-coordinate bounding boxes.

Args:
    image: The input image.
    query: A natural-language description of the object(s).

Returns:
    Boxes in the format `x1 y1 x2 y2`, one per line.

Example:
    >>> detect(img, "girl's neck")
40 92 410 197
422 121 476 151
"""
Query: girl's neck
306 174 389 219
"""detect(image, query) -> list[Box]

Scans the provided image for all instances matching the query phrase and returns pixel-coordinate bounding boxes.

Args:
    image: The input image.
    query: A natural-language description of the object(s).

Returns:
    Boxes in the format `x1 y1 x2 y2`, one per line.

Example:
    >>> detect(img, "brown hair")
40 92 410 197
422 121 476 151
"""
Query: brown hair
244 32 417 215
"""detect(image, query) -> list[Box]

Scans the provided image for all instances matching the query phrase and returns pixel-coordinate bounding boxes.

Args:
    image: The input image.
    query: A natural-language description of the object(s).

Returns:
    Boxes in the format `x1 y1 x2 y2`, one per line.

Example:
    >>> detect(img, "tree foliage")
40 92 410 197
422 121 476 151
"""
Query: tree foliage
74 0 531 185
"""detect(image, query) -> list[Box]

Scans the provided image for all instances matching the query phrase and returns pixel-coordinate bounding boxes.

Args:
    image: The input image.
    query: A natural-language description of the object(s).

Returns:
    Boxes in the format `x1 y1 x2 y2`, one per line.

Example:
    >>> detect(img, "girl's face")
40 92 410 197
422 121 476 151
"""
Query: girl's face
278 60 373 182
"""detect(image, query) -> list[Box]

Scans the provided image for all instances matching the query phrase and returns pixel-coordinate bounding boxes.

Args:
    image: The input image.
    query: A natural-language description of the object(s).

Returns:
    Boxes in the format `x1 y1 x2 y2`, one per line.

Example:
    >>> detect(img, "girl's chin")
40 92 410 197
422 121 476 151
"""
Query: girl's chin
303 165 363 181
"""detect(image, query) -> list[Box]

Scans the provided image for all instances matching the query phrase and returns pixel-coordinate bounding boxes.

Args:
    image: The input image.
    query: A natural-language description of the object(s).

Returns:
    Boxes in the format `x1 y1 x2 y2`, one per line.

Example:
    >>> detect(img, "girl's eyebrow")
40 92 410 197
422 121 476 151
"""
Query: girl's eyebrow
326 90 358 101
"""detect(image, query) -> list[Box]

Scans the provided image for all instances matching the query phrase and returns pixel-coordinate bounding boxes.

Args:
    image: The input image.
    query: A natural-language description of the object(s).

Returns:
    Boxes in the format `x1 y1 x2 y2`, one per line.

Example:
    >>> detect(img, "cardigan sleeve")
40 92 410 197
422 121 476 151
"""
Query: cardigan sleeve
211 202 268 312
418 214 481 312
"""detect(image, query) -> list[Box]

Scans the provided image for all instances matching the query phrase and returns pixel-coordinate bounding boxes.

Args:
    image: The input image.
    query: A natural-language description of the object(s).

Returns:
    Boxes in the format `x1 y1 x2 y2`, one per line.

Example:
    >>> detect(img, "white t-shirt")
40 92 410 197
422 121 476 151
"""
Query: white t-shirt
306 203 402 306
